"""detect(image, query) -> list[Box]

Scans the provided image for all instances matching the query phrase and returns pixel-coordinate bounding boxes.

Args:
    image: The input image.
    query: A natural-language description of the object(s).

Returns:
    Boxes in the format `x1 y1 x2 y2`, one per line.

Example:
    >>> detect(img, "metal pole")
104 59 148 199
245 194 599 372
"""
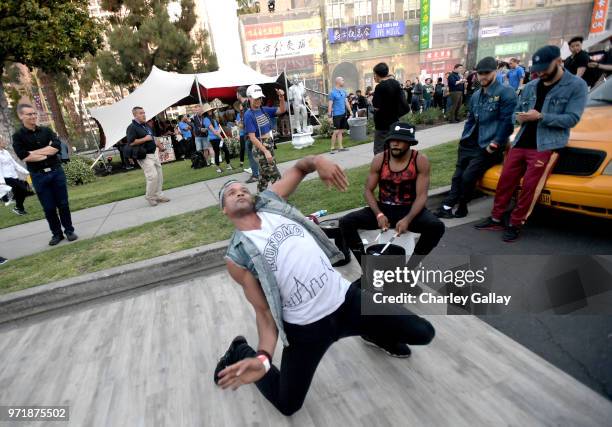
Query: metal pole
283 66 293 139
195 75 204 106
304 87 328 97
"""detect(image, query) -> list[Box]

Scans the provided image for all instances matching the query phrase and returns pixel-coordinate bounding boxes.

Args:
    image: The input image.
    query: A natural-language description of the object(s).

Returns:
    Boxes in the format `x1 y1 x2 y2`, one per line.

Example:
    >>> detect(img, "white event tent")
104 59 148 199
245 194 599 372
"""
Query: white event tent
89 65 279 150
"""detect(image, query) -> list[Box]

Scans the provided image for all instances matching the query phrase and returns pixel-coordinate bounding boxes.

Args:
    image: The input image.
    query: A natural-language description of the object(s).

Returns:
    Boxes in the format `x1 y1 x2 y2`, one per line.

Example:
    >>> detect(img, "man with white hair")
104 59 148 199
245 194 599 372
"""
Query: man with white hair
327 76 352 154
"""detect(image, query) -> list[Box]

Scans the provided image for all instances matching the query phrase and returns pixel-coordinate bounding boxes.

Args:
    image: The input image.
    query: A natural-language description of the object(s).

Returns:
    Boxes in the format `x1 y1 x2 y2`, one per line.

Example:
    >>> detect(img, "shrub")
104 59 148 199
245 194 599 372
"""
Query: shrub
315 118 333 138
63 156 96 186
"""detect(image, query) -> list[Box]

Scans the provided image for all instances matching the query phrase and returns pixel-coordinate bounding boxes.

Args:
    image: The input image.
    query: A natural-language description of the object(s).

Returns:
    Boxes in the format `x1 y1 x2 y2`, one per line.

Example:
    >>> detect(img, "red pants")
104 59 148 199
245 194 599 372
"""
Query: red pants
491 147 559 227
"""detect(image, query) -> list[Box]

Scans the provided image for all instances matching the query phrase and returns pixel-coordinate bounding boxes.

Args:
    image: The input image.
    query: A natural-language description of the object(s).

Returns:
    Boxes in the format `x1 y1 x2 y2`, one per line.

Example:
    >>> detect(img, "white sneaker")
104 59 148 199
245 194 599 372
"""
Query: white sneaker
216 168 223 173
243 168 252 174
226 165 233 170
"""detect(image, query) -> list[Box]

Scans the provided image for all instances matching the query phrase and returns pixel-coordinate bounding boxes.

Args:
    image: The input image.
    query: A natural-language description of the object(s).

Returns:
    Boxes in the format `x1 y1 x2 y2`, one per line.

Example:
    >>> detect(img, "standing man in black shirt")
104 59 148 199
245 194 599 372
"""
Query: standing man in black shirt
372 63 409 155
564 36 590 80
447 64 466 123
126 106 169 207
12 104 78 246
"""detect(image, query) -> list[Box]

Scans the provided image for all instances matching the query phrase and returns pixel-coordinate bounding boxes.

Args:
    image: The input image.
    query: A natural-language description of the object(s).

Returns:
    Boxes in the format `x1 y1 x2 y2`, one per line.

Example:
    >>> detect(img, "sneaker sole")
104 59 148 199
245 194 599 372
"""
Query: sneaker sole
474 225 505 231
360 337 411 358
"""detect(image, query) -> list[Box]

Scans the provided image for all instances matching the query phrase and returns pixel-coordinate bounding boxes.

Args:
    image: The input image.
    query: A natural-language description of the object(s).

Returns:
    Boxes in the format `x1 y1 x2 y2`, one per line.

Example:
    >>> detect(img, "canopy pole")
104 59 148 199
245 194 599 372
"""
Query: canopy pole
195 75 204 106
283 66 293 140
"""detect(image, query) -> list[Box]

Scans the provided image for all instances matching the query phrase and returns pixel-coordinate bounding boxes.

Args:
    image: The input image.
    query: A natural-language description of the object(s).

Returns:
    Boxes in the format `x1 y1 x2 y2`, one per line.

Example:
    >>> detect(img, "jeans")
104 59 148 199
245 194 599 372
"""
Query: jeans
31 167 74 237
211 139 231 166
4 177 27 210
245 138 259 177
136 153 164 202
195 137 210 152
339 204 445 264
491 148 558 226
233 281 435 416
443 143 503 208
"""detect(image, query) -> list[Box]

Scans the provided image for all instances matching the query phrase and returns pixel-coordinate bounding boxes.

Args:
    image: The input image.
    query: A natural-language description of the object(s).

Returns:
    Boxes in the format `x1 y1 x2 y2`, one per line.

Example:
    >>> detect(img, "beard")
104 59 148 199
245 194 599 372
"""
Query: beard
541 65 561 82
390 148 409 158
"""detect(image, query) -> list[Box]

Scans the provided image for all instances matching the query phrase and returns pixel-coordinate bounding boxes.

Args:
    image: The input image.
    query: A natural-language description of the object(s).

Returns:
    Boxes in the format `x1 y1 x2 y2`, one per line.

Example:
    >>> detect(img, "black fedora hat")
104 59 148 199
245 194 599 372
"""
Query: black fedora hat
384 122 418 146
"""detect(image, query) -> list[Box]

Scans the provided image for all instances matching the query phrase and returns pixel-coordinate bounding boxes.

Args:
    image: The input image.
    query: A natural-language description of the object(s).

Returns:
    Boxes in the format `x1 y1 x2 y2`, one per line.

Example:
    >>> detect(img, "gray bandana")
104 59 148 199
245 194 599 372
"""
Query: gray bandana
218 179 240 209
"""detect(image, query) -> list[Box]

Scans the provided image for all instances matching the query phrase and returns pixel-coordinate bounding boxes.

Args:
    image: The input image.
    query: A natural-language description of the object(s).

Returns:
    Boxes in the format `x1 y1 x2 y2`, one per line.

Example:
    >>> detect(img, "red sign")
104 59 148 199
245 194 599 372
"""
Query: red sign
590 0 609 34
424 49 453 61
244 22 284 41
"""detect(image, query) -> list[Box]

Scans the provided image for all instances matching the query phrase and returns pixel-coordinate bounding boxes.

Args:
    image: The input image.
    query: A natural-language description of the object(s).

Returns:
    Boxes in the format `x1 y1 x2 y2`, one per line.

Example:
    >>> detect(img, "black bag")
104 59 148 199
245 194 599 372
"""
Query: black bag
190 152 206 169
131 145 147 160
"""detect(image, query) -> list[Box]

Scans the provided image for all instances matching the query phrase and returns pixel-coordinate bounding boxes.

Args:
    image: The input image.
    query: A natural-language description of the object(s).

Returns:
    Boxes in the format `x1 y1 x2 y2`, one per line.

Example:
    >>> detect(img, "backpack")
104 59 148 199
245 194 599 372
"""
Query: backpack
190 152 206 169
435 83 444 96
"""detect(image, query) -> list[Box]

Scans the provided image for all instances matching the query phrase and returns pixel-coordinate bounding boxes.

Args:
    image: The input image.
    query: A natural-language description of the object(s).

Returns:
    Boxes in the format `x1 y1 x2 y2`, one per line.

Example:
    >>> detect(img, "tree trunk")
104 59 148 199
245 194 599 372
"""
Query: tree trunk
38 71 72 149
0 78 15 140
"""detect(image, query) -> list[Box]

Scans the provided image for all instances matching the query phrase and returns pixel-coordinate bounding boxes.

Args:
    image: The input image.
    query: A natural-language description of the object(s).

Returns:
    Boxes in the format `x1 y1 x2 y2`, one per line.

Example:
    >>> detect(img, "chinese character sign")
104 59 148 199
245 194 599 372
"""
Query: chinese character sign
244 23 284 41
590 0 609 34
420 0 431 50
246 34 323 61
327 21 406 44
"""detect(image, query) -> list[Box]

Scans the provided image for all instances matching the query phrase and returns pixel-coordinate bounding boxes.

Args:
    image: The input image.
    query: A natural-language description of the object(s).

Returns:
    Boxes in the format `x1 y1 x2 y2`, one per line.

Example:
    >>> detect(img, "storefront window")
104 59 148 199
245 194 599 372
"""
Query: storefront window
403 0 420 20
354 0 372 25
327 0 346 28
377 0 395 22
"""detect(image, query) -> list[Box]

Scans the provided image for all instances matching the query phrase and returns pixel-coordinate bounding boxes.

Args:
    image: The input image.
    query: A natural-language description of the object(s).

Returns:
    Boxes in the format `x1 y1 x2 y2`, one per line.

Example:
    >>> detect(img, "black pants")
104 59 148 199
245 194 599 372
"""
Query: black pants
233 281 435 416
30 167 74 237
339 204 445 263
211 139 231 166
171 136 184 160
443 142 503 208
4 177 27 210
433 94 444 109
239 135 246 163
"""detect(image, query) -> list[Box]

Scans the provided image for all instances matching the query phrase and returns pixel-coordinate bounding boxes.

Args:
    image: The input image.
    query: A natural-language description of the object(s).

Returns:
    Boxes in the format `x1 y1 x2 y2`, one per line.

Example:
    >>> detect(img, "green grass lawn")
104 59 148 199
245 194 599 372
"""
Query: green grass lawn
0 136 373 229
0 141 457 295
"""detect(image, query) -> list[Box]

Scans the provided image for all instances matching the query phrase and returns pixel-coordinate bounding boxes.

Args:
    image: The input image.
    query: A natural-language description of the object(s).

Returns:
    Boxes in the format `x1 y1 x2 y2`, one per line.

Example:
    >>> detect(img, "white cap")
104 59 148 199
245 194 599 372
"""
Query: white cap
246 85 265 99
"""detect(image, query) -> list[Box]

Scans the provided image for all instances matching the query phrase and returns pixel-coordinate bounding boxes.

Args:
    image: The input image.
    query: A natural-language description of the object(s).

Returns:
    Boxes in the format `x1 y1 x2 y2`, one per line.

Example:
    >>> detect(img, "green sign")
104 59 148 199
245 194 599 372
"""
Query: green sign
495 42 529 56
419 0 431 51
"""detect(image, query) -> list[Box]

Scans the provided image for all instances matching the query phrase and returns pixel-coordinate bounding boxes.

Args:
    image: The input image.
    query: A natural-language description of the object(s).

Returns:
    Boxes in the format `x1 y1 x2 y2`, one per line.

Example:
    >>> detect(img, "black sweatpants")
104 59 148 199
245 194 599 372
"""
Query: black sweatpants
233 280 435 416
443 142 503 208
339 204 445 263
4 177 28 211
211 139 231 166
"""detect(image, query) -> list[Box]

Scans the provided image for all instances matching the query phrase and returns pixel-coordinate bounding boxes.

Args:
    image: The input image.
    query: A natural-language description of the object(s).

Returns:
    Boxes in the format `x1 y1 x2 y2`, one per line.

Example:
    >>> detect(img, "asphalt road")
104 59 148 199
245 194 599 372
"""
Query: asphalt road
431 203 612 399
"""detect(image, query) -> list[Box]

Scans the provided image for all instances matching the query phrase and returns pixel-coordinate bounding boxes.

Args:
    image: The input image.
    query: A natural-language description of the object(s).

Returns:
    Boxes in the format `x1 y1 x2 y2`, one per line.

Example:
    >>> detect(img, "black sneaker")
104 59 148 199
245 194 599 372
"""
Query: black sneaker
361 336 412 358
245 176 258 184
66 232 78 242
0 257 7 265
214 336 248 384
49 235 65 246
435 206 454 219
11 207 26 216
474 217 504 231
454 203 468 218
502 225 521 242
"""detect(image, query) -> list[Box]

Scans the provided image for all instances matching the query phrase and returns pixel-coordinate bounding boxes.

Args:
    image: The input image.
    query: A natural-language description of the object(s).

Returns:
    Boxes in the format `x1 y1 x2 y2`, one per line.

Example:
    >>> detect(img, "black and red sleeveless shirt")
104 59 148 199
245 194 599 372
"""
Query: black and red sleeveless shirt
378 149 419 206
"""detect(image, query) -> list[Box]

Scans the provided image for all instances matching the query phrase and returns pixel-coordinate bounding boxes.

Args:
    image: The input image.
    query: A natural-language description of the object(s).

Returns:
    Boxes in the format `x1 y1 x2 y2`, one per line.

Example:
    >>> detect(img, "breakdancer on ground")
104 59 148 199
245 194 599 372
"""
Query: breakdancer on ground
214 153 435 416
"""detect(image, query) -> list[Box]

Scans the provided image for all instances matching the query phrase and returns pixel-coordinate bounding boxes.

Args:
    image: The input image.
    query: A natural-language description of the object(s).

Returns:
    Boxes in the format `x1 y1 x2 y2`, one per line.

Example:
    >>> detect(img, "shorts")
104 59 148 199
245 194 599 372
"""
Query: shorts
195 137 210 151
333 115 348 130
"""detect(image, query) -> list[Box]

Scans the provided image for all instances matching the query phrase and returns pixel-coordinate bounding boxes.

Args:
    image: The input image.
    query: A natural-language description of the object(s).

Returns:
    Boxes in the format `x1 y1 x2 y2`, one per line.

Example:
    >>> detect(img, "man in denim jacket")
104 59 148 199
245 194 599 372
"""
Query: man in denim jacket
213 155 435 416
437 57 517 219
475 45 588 242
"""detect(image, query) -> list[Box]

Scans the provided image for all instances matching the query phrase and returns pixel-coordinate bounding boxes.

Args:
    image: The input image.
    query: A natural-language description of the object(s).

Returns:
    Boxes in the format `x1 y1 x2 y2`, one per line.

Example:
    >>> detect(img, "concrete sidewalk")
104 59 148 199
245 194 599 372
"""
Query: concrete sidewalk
0 122 464 260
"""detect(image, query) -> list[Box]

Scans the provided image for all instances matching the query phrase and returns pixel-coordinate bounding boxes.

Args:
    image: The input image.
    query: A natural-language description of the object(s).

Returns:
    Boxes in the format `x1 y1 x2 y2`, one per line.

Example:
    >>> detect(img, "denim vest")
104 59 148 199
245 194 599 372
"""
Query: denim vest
461 80 518 148
224 190 344 347
512 71 588 152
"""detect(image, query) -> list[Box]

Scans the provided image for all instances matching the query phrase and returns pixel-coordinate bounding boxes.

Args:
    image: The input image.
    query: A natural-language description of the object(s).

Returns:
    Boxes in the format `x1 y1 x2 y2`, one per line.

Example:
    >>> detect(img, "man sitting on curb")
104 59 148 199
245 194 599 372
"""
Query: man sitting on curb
436 57 517 219
475 45 588 241
213 154 435 416
339 122 445 269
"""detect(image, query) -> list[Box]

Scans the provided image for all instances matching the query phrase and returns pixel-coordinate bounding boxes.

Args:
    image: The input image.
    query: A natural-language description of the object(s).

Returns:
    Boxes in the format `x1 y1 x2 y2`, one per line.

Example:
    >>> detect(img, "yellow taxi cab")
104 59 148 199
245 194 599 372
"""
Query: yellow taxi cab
478 78 612 219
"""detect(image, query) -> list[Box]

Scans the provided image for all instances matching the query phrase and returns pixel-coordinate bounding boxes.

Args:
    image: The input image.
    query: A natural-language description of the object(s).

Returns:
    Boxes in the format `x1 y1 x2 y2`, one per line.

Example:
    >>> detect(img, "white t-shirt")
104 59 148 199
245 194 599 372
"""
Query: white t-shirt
243 212 351 325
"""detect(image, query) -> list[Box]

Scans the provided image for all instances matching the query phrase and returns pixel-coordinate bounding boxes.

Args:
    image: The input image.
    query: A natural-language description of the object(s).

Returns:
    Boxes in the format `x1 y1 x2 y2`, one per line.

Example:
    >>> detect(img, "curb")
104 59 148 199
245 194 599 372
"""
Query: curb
0 186 451 324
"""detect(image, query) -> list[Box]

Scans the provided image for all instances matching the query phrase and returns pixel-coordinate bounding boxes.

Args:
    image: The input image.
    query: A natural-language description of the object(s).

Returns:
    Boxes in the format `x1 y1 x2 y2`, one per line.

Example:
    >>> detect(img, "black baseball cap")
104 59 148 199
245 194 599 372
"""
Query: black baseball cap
384 122 418 146
531 45 561 72
476 57 497 73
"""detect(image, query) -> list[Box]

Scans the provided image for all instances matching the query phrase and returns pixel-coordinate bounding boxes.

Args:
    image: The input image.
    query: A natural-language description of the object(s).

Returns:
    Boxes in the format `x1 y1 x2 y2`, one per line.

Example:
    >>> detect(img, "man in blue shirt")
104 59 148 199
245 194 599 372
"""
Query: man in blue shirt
507 58 525 91
327 77 352 154
178 115 194 155
243 84 287 192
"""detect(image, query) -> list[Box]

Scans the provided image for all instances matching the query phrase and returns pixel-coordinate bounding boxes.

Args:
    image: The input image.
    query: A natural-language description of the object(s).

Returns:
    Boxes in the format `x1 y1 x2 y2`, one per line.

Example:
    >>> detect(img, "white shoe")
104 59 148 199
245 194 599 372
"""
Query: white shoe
216 168 223 173
243 168 252 174
226 165 233 170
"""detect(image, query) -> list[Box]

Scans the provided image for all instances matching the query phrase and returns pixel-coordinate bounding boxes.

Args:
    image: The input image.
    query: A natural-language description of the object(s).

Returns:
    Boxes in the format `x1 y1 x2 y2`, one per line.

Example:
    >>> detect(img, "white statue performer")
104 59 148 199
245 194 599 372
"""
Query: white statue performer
288 75 309 134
